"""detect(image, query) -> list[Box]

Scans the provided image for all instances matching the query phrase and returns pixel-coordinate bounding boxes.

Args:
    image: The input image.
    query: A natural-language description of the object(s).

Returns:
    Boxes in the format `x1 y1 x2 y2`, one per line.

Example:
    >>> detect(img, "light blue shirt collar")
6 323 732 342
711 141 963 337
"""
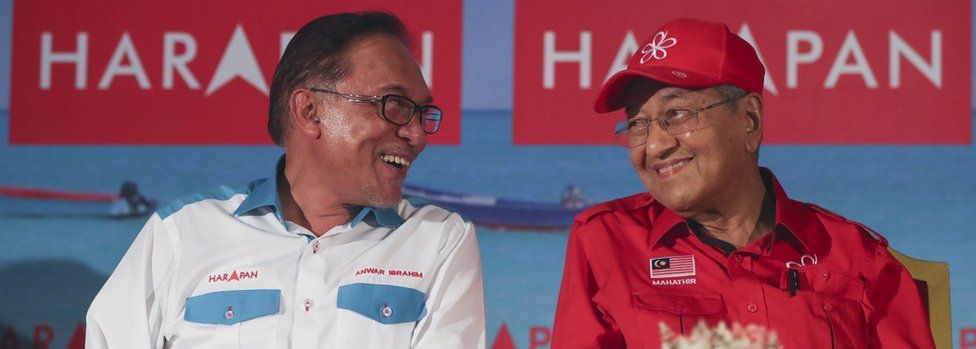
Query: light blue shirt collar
233 155 405 229
350 204 406 228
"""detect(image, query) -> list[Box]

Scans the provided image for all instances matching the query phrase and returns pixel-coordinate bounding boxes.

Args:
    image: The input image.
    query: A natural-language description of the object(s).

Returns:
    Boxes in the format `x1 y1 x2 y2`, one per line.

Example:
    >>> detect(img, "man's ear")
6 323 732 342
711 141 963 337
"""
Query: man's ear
289 88 321 139
742 93 764 153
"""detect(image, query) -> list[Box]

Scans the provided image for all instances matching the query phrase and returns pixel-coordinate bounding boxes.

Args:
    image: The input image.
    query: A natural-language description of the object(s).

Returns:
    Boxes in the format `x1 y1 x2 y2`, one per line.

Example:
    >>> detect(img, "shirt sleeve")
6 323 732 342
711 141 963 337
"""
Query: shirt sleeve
863 244 936 348
412 220 486 349
551 221 625 348
86 214 178 349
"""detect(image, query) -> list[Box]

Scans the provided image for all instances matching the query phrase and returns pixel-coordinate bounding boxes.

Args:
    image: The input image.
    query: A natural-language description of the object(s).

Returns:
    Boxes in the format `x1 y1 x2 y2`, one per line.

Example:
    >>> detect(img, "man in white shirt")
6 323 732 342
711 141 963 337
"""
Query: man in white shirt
86 12 485 349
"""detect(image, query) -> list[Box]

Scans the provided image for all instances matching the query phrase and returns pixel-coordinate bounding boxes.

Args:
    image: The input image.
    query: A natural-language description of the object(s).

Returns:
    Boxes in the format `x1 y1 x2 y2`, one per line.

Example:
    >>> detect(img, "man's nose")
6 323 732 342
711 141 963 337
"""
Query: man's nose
642 121 678 159
396 114 427 147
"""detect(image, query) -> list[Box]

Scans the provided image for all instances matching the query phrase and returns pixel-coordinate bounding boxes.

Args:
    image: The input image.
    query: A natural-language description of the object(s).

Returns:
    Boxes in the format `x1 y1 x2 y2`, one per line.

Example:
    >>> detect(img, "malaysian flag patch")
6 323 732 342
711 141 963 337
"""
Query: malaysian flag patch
650 255 696 279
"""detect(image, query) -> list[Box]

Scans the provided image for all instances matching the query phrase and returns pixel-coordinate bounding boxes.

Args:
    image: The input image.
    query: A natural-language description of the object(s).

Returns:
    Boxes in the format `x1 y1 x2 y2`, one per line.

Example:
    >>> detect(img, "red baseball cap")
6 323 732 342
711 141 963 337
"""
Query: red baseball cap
594 18 765 113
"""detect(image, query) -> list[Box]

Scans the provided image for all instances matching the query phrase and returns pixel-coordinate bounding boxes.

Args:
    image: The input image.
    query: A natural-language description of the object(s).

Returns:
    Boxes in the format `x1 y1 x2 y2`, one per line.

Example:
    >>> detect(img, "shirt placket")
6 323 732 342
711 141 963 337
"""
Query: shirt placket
690 230 772 329
290 223 350 349
726 249 770 328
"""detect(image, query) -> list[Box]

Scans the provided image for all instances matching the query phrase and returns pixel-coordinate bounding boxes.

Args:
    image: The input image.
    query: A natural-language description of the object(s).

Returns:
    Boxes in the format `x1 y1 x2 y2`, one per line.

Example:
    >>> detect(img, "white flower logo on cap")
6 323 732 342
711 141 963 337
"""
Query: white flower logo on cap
640 31 678 64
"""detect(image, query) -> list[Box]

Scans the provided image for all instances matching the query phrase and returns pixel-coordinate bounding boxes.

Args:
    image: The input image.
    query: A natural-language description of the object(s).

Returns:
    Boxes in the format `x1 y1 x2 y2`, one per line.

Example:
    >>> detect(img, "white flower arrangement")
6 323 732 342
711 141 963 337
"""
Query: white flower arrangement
659 320 782 349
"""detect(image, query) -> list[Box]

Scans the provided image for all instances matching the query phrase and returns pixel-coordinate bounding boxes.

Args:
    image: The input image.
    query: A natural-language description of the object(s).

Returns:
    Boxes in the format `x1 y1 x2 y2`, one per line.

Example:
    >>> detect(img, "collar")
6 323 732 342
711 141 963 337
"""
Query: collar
646 199 688 248
350 205 406 228
764 168 828 257
646 168 827 257
232 156 287 224
232 155 405 229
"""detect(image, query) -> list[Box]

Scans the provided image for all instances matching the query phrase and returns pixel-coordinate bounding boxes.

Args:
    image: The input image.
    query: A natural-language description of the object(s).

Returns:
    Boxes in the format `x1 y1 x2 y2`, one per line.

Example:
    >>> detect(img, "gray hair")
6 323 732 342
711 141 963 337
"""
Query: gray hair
713 84 748 111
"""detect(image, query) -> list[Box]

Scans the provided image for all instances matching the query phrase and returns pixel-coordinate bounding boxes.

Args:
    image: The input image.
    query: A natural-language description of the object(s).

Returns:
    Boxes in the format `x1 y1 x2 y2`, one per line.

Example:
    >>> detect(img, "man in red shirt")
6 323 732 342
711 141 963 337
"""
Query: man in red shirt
551 18 935 349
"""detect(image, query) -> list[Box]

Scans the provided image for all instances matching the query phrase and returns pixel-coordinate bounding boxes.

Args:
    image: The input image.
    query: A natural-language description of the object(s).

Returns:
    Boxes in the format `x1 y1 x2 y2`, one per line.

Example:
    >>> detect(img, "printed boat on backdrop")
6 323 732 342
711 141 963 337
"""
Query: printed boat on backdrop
402 184 589 232
0 181 586 231
0 181 157 218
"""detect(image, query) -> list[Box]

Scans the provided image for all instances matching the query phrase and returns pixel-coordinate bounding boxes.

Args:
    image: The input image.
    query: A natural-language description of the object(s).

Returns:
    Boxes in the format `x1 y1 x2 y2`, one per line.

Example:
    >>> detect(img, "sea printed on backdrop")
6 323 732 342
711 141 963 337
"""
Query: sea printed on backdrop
1 0 976 348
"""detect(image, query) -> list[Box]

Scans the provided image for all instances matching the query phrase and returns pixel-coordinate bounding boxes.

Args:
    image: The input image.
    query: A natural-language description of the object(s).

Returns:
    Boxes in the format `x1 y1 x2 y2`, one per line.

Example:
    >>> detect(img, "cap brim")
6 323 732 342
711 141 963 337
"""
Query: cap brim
594 68 722 113
594 72 640 113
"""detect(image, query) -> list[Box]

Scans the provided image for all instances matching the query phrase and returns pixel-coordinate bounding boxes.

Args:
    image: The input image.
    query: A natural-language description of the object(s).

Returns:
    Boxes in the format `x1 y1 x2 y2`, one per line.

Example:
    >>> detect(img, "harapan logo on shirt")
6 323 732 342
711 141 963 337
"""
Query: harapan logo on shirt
650 255 696 279
208 269 259 283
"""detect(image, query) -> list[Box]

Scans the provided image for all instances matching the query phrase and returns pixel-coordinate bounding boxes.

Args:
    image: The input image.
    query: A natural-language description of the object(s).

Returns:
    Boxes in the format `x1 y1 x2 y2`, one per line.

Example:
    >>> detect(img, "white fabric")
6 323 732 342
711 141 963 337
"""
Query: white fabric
86 194 485 349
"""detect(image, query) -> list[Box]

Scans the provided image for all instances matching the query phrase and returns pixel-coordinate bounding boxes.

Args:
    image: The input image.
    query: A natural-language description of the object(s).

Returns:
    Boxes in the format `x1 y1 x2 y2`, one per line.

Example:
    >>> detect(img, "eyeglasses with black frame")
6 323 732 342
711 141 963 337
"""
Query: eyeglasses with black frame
613 92 746 148
309 88 443 134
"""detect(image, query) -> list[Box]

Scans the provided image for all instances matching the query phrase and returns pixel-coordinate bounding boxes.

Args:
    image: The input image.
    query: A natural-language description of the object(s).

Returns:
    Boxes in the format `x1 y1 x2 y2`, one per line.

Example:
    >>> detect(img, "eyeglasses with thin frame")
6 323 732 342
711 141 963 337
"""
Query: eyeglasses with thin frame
613 93 746 148
309 88 443 134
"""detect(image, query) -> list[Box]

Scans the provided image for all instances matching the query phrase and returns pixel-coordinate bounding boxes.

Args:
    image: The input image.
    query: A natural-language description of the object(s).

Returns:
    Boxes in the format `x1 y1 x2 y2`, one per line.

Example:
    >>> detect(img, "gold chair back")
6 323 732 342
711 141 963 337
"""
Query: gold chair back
889 247 951 349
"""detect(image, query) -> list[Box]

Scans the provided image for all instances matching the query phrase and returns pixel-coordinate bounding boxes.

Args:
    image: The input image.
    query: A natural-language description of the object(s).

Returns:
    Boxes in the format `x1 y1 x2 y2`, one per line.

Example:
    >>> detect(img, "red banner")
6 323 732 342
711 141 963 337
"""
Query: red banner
514 1 971 144
11 1 461 145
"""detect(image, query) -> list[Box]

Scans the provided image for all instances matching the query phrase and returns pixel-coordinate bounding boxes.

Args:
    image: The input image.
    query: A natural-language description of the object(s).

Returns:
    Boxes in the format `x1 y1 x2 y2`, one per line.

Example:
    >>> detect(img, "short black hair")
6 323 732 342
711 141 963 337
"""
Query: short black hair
267 12 412 146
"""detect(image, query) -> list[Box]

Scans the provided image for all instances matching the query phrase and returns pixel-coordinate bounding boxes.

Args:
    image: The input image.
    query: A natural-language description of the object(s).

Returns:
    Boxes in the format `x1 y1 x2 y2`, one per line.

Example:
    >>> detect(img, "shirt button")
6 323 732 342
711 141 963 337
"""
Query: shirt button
312 241 320 254
224 309 235 319
746 303 758 313
822 271 830 280
733 255 743 263
304 298 315 311
823 303 833 312
382 305 394 318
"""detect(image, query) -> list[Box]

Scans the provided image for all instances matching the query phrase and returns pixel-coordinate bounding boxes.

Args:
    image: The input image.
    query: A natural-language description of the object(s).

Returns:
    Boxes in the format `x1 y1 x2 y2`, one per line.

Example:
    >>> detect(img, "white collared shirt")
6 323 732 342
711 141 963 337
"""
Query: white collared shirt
85 159 486 349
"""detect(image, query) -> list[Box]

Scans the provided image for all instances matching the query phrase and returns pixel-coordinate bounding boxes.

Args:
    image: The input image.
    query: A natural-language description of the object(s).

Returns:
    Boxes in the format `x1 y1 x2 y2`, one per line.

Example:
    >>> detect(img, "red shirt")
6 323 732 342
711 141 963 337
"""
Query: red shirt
551 170 934 349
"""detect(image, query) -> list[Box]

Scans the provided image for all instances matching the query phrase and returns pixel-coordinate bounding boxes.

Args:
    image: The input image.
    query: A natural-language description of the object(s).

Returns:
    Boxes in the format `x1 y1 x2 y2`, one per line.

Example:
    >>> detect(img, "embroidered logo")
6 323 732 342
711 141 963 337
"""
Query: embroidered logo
640 31 678 63
208 269 259 283
785 254 818 269
650 255 696 279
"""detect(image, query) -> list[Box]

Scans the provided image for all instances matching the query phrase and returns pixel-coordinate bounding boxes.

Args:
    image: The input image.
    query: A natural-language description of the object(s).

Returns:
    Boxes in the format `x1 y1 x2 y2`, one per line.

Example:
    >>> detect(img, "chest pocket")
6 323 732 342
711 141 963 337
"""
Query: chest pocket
337 283 427 323
335 283 427 349
796 266 863 301
788 266 868 348
179 289 281 349
632 290 725 339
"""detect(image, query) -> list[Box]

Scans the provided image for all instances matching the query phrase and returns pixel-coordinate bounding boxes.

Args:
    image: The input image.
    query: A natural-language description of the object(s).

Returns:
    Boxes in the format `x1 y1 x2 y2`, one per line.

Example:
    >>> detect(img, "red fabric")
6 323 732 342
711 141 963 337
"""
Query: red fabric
551 170 935 349
0 186 116 202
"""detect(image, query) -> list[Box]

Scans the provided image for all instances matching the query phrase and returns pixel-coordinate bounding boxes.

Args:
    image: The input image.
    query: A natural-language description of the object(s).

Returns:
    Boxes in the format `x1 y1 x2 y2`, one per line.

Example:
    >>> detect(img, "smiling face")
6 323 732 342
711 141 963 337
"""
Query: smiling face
623 79 761 215
310 34 429 208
